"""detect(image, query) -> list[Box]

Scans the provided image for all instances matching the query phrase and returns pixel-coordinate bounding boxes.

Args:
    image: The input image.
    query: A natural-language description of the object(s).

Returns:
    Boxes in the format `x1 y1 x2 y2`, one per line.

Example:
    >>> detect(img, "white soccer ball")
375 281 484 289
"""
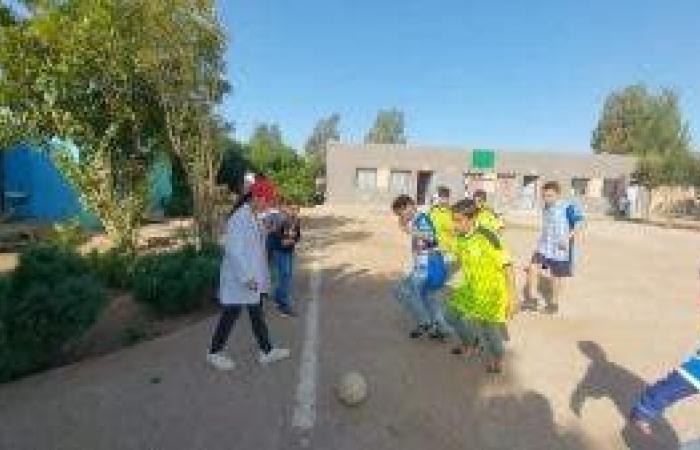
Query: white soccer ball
336 371 368 407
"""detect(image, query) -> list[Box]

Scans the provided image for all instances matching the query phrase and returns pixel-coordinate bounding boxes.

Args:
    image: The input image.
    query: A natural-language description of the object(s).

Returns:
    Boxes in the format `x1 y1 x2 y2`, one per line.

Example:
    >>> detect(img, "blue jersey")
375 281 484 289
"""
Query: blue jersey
679 347 700 390
411 212 438 253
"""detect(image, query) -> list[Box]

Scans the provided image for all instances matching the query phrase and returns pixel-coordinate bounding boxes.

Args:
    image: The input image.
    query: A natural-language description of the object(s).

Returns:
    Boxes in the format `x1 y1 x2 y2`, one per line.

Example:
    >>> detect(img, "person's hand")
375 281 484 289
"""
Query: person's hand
245 279 258 292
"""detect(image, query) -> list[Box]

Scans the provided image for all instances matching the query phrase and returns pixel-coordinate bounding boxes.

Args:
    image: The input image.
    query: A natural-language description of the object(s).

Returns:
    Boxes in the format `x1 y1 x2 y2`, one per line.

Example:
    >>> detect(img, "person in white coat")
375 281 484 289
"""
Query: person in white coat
207 178 290 371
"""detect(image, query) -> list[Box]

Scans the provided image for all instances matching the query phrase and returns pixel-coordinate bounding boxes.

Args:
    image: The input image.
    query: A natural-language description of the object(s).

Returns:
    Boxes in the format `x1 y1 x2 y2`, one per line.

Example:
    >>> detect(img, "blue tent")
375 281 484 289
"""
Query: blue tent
1 144 172 226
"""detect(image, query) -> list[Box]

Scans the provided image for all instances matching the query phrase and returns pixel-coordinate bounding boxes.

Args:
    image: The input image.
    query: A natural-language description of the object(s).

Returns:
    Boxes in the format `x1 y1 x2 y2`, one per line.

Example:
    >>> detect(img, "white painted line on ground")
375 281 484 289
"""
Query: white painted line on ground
292 260 321 430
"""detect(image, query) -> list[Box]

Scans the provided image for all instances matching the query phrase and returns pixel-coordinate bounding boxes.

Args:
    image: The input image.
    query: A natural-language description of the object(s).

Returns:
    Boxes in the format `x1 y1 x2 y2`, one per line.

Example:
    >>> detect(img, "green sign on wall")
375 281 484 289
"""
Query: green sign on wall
472 149 495 170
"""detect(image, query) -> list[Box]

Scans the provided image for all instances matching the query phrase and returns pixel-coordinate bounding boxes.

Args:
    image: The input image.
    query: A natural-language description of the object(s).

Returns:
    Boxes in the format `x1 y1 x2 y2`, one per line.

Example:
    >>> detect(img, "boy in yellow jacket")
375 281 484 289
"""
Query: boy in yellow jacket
444 198 516 374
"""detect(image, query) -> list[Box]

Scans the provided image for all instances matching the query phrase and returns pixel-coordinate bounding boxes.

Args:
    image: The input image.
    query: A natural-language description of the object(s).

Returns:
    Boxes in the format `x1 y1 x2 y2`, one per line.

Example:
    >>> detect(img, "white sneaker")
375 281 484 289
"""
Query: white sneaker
207 352 235 371
259 348 290 365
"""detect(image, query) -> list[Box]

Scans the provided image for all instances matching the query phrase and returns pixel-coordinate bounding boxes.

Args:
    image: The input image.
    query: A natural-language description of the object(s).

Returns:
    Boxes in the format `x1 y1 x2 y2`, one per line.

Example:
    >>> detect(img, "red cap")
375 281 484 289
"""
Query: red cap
249 177 277 203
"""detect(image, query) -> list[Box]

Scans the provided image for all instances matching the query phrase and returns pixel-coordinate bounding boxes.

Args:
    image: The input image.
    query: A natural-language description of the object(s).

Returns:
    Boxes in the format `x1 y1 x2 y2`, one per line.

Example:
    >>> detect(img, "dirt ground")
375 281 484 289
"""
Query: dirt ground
0 205 699 450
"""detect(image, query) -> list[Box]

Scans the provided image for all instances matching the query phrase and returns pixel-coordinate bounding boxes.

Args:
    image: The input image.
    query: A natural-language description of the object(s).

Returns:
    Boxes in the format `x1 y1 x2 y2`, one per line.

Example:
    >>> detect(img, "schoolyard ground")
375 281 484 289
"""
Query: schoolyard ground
0 205 699 450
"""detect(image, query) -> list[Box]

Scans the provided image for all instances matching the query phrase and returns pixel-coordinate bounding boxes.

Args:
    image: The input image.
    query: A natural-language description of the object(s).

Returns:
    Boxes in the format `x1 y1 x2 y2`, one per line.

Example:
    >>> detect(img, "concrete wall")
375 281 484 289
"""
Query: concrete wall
326 142 636 213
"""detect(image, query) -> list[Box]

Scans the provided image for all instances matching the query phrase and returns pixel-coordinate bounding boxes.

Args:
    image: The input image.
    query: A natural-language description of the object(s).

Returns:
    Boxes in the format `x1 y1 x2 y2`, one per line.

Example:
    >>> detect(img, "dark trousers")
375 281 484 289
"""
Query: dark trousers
273 250 294 310
631 370 698 421
210 301 272 354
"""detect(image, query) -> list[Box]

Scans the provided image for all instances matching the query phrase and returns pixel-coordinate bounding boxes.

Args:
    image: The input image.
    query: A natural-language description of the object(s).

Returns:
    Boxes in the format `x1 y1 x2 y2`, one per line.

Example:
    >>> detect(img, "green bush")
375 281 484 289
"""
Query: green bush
0 247 106 382
0 245 107 382
132 245 221 316
87 248 136 290
12 244 91 292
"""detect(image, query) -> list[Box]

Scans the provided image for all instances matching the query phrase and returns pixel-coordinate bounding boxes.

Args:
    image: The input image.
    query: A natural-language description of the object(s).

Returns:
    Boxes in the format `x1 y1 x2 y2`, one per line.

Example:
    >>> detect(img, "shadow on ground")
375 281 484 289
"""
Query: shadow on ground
571 340 679 450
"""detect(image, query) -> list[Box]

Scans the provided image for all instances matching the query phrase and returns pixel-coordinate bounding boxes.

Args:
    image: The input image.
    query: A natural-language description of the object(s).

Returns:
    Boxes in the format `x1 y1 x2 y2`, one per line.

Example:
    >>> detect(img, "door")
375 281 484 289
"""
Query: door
416 171 433 205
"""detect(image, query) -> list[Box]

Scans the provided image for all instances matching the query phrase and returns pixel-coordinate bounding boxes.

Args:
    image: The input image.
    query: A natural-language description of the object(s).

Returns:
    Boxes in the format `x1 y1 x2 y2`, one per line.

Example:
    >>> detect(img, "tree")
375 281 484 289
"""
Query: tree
592 84 698 188
217 137 250 192
364 108 406 144
0 5 15 26
239 123 318 205
248 123 295 172
304 113 340 169
136 0 229 242
0 0 164 250
592 84 691 157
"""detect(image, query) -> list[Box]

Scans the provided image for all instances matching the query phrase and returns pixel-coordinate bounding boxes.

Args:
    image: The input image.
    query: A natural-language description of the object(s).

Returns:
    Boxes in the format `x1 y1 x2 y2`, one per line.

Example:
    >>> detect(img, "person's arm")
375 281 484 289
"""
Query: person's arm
570 219 584 241
504 263 517 318
398 216 410 234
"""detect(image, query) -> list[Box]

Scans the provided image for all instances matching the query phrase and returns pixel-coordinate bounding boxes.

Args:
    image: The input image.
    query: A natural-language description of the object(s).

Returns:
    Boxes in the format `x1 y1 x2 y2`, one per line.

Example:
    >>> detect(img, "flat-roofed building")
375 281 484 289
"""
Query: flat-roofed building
325 142 636 213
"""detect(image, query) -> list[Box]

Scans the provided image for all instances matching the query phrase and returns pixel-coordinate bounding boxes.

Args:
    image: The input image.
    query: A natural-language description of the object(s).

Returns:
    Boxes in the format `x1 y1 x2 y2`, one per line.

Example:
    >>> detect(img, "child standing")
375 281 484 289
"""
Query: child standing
525 181 584 314
271 199 302 317
392 195 449 340
444 198 516 373
207 179 290 371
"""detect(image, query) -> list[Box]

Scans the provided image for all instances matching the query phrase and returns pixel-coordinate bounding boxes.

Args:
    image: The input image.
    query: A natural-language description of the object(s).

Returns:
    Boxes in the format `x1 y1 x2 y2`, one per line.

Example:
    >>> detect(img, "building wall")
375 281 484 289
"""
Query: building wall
326 142 636 213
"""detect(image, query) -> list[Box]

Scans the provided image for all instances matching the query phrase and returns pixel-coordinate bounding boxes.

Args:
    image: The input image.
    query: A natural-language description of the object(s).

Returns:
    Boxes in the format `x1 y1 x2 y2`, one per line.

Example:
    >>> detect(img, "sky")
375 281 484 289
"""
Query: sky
218 0 700 153
4 1 699 153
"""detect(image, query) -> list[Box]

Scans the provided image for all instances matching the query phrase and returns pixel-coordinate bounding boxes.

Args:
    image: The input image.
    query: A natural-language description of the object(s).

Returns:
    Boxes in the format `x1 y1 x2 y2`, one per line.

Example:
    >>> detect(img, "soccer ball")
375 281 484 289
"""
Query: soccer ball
336 371 368 407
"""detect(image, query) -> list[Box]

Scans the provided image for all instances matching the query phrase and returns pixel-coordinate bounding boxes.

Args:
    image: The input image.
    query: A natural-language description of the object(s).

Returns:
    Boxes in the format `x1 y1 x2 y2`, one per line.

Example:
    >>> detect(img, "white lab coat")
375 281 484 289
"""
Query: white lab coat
218 204 271 305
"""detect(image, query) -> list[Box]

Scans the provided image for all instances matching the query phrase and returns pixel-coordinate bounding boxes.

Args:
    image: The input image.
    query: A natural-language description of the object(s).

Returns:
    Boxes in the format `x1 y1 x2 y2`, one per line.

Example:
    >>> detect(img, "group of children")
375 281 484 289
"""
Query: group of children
392 181 700 437
206 173 699 438
391 186 515 374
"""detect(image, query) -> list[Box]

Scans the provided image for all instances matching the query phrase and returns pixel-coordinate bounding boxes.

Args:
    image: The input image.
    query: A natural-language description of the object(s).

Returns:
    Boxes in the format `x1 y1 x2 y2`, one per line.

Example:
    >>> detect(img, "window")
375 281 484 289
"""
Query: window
356 168 377 191
571 177 590 197
389 170 411 194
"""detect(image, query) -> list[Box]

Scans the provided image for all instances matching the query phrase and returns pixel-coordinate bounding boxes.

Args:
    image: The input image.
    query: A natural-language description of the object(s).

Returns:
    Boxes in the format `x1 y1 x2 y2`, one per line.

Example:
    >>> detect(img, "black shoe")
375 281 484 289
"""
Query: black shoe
487 364 503 374
409 324 429 339
451 346 463 355
521 298 539 312
429 329 447 341
544 303 559 315
409 328 424 339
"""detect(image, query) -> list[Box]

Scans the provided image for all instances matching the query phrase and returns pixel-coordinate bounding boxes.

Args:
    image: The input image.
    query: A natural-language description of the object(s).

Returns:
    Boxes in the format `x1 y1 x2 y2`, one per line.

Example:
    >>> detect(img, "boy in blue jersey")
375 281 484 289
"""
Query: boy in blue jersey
392 195 449 340
525 181 584 314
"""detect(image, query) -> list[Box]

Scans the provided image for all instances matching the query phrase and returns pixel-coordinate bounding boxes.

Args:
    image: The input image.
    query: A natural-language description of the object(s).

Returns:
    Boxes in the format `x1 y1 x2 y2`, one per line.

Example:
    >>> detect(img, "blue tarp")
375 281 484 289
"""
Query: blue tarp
2 144 172 226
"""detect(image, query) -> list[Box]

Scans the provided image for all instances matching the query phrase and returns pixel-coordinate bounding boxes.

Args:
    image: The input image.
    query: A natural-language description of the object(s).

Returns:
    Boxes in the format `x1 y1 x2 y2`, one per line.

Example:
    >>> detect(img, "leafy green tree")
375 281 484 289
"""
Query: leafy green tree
364 108 406 144
0 0 163 250
593 84 698 188
304 113 340 170
217 137 250 192
0 4 15 26
592 84 691 157
248 123 295 172
268 159 316 206
135 0 228 241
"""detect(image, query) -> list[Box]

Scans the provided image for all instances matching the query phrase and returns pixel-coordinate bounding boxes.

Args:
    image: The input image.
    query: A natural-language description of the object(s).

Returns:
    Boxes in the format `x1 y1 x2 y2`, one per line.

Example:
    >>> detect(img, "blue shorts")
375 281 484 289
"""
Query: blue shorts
532 253 572 278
